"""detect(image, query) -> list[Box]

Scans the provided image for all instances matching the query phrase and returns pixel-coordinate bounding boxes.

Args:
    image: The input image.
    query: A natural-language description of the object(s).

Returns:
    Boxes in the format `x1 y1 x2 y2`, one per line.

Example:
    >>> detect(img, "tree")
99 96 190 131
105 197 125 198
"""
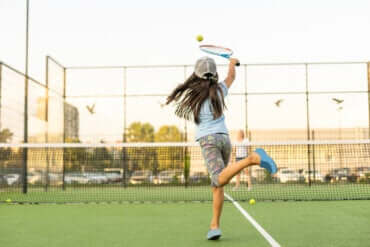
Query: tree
155 126 185 178
126 122 155 142
90 140 113 169
0 129 14 168
155 125 183 142
0 128 13 143
63 138 87 172
125 122 157 173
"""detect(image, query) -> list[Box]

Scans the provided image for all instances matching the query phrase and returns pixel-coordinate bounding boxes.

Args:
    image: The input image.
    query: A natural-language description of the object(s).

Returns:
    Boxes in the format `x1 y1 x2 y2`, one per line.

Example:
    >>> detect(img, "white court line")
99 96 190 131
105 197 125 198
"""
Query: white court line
224 193 281 247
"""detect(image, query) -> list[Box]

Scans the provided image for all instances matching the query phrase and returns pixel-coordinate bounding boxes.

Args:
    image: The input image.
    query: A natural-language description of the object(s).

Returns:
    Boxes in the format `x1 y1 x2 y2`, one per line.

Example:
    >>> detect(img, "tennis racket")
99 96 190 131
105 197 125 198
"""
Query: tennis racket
199 45 240 66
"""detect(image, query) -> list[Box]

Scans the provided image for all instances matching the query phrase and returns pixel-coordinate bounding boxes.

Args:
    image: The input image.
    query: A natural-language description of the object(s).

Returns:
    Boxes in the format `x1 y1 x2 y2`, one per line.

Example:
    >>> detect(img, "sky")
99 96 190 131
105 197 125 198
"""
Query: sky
0 0 369 142
1 0 370 80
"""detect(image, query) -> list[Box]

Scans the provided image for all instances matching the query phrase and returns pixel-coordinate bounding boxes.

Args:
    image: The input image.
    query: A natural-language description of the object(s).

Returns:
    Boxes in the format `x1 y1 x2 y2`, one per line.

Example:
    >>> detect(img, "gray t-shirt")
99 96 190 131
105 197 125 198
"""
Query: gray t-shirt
195 81 229 140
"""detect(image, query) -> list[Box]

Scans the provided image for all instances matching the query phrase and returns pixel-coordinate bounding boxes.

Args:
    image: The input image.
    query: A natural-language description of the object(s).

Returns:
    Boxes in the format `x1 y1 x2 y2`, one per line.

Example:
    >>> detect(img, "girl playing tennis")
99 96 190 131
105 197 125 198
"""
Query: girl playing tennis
166 57 277 240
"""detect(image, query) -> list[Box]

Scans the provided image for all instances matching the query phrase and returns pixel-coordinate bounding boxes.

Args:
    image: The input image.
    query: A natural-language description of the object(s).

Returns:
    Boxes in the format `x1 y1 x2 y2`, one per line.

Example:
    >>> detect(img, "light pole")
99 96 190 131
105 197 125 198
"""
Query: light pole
22 0 30 194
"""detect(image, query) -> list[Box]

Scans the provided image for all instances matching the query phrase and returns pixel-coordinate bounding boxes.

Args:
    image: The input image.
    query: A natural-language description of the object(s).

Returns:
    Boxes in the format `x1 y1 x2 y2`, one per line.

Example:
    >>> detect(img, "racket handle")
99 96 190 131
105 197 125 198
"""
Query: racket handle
229 57 240 67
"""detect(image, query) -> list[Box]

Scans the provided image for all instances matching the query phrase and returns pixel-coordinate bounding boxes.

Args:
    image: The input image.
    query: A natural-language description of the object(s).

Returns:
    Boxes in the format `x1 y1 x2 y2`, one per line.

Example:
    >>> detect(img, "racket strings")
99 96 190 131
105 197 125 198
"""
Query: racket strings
200 45 233 56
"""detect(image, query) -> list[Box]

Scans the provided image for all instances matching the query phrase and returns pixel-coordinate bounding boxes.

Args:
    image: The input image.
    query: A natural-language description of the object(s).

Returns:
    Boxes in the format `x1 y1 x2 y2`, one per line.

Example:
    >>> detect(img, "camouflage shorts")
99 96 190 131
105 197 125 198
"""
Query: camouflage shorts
199 134 231 187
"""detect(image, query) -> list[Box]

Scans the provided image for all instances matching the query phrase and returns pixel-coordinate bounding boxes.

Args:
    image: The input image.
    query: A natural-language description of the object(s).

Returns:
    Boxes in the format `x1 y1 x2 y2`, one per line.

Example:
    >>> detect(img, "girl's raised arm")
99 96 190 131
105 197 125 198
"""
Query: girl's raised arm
225 58 239 88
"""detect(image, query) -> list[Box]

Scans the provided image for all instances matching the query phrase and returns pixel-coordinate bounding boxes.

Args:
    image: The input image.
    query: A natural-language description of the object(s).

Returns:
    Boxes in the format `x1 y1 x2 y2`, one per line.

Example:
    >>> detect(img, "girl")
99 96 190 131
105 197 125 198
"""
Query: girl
166 56 277 240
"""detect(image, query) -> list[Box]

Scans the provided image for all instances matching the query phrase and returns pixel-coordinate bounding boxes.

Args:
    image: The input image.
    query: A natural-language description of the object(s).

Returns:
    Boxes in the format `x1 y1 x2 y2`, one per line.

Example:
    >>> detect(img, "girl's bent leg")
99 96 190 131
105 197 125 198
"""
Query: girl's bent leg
218 152 260 187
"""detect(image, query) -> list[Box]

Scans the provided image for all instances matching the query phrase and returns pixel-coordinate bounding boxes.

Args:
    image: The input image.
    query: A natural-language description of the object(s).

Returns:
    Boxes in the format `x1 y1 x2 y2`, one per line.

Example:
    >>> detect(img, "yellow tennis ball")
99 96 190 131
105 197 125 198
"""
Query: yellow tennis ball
249 199 256 205
196 35 203 42
5 198 12 203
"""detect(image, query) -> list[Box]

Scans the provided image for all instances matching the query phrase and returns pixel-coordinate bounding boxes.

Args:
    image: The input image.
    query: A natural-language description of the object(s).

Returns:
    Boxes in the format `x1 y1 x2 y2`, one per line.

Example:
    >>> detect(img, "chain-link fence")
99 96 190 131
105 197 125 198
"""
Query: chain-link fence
63 62 370 143
0 58 369 197
0 59 369 144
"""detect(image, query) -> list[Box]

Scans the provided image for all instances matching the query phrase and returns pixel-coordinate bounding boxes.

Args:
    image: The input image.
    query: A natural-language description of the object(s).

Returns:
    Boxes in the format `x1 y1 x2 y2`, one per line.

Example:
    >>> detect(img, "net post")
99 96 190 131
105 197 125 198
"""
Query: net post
305 63 312 187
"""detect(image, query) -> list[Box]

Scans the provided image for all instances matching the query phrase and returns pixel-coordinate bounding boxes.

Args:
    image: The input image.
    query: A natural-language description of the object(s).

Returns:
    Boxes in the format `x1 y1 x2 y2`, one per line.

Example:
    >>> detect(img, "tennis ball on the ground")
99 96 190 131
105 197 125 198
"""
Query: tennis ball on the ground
249 199 256 205
196 35 203 42
5 198 12 203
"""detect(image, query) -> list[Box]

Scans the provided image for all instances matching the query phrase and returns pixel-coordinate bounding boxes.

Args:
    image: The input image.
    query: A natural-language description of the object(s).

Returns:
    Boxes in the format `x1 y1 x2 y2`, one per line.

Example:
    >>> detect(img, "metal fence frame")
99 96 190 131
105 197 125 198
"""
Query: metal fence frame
0 58 370 193
1 59 369 143
64 61 370 141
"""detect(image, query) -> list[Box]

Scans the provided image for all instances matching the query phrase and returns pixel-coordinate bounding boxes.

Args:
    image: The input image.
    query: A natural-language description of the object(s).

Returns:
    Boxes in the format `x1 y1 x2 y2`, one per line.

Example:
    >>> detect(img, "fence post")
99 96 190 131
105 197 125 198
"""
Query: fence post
183 66 189 188
0 62 2 131
62 66 66 191
305 64 312 187
22 0 30 195
368 62 370 139
244 64 249 137
122 67 127 188
22 67 29 194
312 129 316 182
45 56 50 192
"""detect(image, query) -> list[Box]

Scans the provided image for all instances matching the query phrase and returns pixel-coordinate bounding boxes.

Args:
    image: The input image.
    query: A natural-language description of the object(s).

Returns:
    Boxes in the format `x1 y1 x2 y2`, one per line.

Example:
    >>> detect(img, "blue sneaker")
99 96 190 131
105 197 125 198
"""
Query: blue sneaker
255 148 277 174
207 229 222 240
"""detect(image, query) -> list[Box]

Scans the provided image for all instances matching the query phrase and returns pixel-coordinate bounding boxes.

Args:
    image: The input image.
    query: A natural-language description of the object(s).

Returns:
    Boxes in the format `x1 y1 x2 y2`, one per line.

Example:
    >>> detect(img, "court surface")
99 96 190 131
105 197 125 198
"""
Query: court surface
1 200 369 247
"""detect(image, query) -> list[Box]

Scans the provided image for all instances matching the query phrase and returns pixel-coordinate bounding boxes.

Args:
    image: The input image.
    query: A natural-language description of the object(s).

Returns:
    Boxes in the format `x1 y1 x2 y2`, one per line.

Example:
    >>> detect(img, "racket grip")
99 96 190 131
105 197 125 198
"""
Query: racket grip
229 58 240 67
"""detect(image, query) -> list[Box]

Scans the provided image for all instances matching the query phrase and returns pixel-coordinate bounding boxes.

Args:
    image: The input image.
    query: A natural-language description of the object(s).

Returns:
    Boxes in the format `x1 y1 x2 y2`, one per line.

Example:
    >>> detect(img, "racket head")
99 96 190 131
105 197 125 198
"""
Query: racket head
199 45 233 59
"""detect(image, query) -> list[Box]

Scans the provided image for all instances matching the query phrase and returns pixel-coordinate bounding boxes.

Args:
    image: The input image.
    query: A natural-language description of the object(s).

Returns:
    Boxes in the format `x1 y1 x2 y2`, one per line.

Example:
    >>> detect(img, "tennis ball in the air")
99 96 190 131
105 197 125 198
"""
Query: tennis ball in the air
249 199 256 205
196 35 203 42
5 198 12 203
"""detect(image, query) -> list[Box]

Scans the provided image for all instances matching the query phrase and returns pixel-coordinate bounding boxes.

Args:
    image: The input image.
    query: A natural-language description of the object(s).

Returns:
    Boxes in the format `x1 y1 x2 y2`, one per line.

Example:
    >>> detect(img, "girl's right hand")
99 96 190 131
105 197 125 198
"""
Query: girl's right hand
230 58 240 66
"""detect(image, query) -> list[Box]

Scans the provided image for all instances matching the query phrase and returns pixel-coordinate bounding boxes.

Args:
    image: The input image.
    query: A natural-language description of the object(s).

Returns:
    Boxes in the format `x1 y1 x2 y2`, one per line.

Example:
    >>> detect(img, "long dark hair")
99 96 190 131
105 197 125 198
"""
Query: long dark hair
166 73 226 124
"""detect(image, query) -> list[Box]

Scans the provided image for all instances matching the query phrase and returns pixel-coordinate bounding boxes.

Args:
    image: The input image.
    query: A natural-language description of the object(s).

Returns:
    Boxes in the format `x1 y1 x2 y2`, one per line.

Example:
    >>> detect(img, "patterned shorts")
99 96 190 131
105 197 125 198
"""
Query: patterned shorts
199 133 231 187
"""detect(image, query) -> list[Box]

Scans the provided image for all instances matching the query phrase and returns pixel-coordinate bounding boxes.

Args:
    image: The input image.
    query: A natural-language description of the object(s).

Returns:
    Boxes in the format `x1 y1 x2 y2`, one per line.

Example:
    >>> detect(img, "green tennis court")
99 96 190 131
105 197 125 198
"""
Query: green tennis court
1 1 370 247
1 142 369 247
1 200 369 247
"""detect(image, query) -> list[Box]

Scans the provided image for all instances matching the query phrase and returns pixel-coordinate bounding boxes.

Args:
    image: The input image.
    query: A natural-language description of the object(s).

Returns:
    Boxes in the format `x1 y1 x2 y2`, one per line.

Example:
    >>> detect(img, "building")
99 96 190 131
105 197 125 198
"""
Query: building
64 102 79 141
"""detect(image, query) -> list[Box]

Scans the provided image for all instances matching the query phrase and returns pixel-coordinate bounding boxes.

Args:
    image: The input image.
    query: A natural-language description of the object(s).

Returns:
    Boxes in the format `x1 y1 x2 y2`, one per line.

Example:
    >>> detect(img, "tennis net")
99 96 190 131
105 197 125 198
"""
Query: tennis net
0 140 369 203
